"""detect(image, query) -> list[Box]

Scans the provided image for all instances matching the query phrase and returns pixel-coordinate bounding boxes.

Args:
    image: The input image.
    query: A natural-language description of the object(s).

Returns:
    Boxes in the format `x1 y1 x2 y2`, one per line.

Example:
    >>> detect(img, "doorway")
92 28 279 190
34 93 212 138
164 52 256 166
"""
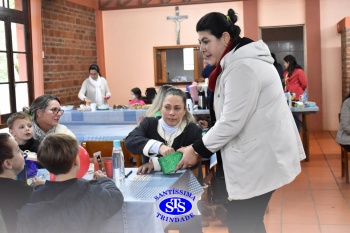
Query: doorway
260 26 305 70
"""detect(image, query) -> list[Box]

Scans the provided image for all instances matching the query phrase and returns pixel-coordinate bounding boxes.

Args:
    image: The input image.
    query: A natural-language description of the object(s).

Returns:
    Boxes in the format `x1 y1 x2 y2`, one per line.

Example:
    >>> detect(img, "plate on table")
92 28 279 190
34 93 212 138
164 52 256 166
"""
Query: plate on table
97 104 110 110
61 105 74 111
113 104 128 109
142 104 152 109
77 106 91 111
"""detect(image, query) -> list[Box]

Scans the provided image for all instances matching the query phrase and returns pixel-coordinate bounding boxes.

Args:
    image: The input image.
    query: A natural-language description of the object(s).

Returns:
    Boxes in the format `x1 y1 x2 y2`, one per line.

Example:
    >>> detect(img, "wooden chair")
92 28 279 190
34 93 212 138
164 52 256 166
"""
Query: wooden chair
338 113 350 183
81 140 142 168
120 140 142 167
81 140 113 159
341 147 349 183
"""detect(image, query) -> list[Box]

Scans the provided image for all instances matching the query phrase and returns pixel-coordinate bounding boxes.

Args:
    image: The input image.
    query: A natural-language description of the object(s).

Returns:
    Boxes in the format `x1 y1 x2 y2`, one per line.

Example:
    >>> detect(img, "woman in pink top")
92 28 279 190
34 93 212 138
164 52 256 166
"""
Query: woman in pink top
129 87 146 106
283 55 308 100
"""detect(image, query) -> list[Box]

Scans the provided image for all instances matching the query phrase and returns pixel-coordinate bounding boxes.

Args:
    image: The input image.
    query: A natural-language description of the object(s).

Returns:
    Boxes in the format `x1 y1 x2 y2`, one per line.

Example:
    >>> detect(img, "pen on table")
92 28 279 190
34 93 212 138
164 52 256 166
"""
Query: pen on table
125 170 133 178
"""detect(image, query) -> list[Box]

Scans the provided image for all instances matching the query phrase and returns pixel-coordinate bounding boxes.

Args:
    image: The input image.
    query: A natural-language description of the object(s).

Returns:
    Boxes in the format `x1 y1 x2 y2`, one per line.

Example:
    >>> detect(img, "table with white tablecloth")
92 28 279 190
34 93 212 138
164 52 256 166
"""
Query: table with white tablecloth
65 124 137 144
59 109 211 144
101 168 203 233
59 109 210 125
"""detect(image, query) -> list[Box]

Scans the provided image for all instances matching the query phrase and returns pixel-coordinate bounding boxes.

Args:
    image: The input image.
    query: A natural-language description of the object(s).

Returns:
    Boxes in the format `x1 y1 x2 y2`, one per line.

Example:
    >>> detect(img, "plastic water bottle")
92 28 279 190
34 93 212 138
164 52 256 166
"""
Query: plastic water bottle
112 140 125 179
285 92 292 108
303 90 308 103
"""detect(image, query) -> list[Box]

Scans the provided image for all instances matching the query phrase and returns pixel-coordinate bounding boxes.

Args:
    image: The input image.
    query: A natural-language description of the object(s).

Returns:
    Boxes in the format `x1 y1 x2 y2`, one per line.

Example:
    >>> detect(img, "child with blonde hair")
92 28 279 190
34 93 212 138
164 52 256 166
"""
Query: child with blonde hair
7 112 40 180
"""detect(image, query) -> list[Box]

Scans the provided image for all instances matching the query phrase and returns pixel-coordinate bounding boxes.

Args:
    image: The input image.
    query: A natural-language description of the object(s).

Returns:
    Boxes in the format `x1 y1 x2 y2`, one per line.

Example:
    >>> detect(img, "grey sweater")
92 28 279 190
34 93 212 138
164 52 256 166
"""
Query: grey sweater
337 97 350 145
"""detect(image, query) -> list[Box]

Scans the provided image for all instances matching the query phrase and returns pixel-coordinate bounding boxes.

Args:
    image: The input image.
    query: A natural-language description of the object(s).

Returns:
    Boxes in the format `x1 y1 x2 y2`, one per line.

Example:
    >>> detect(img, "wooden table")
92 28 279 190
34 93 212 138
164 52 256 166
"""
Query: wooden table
291 106 319 161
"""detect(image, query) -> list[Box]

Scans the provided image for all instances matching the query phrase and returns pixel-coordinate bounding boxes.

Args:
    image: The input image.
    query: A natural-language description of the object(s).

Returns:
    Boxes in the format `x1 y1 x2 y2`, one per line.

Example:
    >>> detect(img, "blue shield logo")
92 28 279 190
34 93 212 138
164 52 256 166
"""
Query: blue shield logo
159 197 192 215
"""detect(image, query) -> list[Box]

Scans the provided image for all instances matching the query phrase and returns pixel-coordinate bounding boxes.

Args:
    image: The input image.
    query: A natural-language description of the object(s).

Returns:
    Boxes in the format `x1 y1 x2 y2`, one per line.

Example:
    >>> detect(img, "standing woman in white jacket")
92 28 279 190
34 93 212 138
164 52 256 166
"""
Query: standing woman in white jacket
78 64 111 105
177 9 305 233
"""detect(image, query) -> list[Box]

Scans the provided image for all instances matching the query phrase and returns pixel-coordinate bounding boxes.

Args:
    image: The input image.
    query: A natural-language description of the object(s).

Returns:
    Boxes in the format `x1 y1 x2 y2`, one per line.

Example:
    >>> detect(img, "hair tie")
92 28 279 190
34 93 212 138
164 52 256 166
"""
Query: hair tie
226 15 231 22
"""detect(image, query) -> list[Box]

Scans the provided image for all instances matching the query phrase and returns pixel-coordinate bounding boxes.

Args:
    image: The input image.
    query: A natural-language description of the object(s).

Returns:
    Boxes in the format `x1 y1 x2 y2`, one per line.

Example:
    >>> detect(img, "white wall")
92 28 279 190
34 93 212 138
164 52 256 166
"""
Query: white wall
258 0 305 27
259 0 350 130
102 2 243 105
320 0 350 130
102 0 350 130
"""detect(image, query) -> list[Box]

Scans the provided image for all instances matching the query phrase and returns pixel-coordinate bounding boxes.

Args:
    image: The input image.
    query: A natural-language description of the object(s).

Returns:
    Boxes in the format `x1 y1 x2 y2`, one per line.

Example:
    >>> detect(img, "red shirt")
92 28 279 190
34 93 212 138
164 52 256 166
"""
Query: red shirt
129 99 146 106
284 68 308 100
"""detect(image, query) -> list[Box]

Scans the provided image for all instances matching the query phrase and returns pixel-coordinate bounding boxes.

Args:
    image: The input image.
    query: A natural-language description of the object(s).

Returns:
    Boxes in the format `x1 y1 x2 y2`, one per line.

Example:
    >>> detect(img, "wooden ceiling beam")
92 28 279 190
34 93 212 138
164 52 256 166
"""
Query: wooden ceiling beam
98 0 239 11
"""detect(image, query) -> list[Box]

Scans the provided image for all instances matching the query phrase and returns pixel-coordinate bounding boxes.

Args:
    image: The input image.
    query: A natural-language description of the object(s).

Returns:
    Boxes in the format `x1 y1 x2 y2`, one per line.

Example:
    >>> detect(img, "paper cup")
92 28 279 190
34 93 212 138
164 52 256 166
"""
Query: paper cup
90 103 97 112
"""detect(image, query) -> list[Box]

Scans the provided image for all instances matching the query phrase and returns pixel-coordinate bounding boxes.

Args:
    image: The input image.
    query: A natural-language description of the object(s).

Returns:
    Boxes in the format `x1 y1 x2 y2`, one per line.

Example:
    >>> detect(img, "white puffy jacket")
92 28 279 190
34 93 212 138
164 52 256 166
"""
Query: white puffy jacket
200 40 305 200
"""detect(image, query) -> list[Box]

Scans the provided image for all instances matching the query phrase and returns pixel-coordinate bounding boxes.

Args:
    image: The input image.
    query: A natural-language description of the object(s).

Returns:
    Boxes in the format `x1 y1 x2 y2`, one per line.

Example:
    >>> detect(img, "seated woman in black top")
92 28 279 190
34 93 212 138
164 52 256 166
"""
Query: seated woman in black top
125 88 203 233
125 88 202 174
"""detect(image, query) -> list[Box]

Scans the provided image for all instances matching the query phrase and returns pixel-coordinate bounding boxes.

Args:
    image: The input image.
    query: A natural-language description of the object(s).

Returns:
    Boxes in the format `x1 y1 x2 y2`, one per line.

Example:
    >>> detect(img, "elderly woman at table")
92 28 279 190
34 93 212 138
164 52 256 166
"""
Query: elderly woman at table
23 94 75 142
78 64 111 105
125 88 200 174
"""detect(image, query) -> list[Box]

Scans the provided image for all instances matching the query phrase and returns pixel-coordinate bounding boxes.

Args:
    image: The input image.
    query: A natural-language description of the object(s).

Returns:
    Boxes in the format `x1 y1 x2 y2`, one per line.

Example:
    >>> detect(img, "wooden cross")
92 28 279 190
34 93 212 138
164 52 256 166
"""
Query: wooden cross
167 6 188 45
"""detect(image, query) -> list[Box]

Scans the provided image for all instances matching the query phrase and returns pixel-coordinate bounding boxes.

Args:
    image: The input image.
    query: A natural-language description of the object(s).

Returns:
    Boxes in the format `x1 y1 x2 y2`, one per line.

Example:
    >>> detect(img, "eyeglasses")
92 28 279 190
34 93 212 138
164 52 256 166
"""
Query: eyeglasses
49 108 64 115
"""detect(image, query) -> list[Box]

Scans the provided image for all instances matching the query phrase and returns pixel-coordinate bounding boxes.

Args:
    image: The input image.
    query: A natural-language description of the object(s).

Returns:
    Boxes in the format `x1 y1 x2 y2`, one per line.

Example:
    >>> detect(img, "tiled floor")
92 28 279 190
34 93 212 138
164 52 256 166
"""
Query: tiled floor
171 131 350 233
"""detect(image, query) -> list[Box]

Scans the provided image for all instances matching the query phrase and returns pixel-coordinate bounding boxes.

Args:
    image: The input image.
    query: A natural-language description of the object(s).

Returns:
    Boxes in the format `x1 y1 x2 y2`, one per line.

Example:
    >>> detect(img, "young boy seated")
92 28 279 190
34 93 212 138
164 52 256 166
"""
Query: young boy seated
7 112 40 180
0 133 43 233
17 133 124 233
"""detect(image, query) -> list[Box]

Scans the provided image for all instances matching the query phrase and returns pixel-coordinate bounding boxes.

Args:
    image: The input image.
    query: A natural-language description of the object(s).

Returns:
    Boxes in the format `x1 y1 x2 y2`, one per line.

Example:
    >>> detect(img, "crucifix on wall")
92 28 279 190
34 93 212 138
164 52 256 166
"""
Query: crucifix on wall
167 6 188 45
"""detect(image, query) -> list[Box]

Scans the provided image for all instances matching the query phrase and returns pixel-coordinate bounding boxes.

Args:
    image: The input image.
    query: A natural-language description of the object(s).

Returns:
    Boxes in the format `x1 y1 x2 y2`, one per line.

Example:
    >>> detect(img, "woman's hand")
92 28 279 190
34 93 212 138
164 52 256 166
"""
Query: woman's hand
103 95 110 99
175 145 201 171
84 98 92 105
159 144 175 156
198 119 209 129
137 162 154 174
93 170 106 179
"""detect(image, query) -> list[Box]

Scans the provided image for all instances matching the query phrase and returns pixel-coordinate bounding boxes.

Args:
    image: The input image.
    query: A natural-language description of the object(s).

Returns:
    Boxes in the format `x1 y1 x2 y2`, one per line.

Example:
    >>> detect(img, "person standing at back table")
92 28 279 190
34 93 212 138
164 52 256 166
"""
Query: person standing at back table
283 55 308 130
283 55 307 99
78 64 111 105
176 9 305 233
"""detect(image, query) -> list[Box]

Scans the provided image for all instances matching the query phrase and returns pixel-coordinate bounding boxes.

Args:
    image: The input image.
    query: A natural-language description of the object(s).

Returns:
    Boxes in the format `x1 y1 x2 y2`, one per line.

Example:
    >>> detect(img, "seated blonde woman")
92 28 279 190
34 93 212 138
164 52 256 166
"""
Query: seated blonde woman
124 88 202 233
125 88 200 173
